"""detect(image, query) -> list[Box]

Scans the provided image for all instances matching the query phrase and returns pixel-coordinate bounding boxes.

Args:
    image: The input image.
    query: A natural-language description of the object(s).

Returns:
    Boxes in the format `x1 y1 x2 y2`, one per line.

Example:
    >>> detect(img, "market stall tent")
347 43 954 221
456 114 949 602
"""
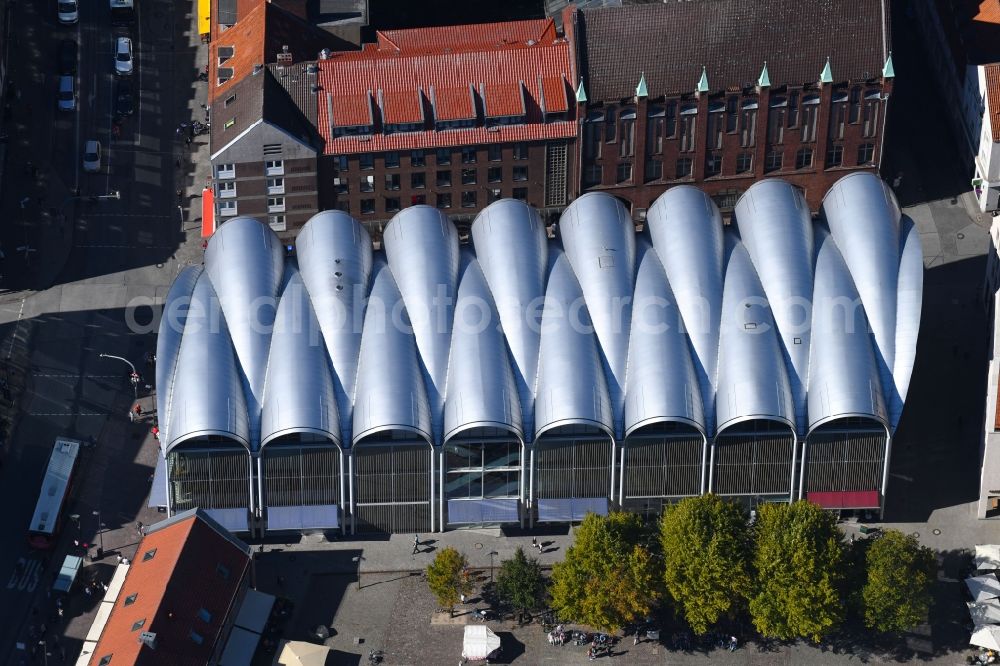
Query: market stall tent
462 625 501 661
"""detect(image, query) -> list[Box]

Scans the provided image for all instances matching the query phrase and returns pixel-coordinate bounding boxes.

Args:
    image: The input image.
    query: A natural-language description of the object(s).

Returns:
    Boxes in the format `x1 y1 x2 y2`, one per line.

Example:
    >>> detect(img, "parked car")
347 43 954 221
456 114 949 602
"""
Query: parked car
57 75 75 112
115 80 134 116
57 0 78 24
83 140 101 172
114 37 133 76
57 39 77 75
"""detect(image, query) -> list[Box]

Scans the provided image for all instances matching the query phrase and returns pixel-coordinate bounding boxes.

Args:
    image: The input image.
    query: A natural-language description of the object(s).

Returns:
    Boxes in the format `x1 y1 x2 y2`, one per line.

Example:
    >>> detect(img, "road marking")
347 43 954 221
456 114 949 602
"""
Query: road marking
5 297 24 360
6 557 41 593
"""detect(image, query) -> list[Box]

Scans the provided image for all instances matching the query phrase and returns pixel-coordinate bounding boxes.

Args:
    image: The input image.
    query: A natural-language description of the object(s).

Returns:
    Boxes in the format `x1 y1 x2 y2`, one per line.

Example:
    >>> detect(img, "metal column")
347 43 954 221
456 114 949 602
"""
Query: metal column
339 448 346 536
348 449 355 535
430 446 436 533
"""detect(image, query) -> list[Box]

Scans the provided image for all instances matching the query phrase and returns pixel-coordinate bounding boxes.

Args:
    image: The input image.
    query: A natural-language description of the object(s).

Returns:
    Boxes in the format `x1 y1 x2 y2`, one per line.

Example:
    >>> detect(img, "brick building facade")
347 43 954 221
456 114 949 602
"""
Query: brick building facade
571 1 894 215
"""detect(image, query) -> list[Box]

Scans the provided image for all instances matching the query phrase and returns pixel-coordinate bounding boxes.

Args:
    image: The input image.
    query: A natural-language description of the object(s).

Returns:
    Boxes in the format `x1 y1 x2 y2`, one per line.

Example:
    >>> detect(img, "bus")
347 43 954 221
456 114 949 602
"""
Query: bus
110 0 134 26
28 438 82 549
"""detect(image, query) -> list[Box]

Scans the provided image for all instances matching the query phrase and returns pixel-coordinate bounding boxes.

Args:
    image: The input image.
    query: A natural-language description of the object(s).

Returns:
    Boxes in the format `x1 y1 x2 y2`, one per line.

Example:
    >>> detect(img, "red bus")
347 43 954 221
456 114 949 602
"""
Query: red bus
28 438 82 549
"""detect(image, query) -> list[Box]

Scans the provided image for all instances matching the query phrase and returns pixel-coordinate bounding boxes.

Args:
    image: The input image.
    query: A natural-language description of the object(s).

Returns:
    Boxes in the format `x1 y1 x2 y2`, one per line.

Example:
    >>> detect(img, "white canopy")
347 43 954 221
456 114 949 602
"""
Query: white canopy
968 574 1000 603
462 625 501 661
977 545 1000 571
275 640 332 666
972 624 1000 651
969 601 1000 625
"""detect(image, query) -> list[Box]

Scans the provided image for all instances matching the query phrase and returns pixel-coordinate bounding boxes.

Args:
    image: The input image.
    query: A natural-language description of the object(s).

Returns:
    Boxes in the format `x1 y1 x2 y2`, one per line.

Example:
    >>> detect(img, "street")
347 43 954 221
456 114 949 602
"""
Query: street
0 0 995 663
0 0 207 662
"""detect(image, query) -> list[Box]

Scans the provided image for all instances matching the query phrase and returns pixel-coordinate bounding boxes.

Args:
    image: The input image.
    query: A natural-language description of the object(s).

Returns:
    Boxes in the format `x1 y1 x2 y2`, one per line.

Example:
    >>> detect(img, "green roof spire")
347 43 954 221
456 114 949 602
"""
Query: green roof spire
757 61 771 88
697 65 709 94
575 80 587 103
882 51 895 78
635 71 648 98
820 56 833 84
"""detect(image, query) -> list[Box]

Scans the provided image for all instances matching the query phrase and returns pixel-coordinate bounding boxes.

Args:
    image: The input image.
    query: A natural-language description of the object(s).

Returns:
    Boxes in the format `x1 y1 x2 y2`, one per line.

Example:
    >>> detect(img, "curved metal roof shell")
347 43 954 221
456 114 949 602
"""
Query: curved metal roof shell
260 269 341 448
624 240 706 439
156 265 202 448
443 253 523 443
165 272 251 454
892 216 924 429
716 236 795 434
734 179 814 435
352 259 433 446
383 206 460 442
645 185 724 434
204 216 284 447
559 192 636 437
534 248 614 441
821 173 901 428
159 174 920 452
807 228 887 433
470 199 547 435
296 210 373 444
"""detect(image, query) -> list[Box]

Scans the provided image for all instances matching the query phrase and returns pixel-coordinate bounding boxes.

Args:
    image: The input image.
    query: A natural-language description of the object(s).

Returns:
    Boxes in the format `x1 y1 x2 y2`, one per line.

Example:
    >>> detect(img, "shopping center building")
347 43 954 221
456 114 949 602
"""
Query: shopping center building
153 172 922 535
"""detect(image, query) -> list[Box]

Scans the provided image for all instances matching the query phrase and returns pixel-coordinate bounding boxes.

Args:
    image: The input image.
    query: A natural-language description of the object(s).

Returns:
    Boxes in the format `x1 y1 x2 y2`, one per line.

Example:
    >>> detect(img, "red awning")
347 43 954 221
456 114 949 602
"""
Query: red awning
201 188 215 238
807 490 880 510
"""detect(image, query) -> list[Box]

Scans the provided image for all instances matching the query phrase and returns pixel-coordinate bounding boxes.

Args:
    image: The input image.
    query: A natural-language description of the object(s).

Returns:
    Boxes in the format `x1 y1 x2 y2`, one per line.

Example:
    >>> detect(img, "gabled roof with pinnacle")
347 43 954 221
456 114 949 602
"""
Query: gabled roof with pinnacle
577 0 889 99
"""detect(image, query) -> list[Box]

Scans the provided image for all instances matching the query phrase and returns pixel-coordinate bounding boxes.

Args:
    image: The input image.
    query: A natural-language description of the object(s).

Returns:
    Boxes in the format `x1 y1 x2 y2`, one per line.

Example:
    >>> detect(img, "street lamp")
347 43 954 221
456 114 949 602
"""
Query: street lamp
352 556 366 591
38 640 47 666
92 509 104 558
488 551 498 584
99 353 139 399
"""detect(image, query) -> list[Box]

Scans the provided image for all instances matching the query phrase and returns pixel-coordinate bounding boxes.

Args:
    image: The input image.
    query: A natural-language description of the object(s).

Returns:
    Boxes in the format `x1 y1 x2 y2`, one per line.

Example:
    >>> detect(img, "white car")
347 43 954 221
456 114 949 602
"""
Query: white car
57 0 78 24
114 37 133 76
57 75 75 112
83 140 101 172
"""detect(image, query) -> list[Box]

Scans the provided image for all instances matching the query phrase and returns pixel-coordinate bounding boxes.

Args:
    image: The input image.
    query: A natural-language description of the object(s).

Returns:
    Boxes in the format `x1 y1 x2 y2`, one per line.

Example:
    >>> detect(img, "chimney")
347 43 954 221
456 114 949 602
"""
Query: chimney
139 632 158 650
277 45 293 64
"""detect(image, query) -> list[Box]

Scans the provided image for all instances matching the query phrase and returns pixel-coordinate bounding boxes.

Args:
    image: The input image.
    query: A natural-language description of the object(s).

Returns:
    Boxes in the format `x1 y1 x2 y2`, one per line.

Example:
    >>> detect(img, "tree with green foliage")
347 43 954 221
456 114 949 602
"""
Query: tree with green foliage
659 494 752 635
859 530 936 632
749 501 845 642
496 547 546 620
549 512 660 632
426 546 473 617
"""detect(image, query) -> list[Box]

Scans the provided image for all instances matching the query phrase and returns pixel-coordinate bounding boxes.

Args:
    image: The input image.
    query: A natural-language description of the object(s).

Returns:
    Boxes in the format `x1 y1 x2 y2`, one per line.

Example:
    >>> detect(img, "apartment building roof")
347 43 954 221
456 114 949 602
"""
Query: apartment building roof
315 18 576 155
88 510 251 666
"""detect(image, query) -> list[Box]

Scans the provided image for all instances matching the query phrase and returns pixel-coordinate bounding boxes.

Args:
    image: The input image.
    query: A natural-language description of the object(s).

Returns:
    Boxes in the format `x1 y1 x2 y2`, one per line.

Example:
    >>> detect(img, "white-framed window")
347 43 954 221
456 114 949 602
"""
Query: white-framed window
267 196 285 213
268 214 286 232
215 163 235 179
217 181 236 198
266 177 284 195
219 200 237 217
265 159 284 176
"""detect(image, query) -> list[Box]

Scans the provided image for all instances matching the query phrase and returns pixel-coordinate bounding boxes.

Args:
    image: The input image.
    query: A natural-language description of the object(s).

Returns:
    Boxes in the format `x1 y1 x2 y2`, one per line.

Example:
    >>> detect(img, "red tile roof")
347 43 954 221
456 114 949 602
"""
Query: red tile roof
483 82 526 118
315 17 576 155
987 63 1000 139
330 93 373 127
541 77 569 113
381 89 424 124
89 511 251 666
376 18 558 54
434 85 476 120
209 1 342 103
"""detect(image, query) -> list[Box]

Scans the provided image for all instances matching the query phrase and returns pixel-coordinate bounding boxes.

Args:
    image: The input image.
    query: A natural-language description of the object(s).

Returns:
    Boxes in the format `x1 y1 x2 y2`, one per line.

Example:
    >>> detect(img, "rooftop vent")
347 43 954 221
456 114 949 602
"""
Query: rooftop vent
277 49 293 64
319 49 331 60
306 63 318 74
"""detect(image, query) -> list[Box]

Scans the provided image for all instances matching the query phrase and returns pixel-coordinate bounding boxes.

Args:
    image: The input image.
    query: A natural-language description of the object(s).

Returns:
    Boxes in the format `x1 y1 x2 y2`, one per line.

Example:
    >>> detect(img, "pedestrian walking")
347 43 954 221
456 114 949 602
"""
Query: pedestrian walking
128 409 134 423
633 633 639 646
412 534 420 554
57 607 63 619
136 521 144 535
151 426 159 441
729 636 738 652
460 593 466 604
133 403 143 418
